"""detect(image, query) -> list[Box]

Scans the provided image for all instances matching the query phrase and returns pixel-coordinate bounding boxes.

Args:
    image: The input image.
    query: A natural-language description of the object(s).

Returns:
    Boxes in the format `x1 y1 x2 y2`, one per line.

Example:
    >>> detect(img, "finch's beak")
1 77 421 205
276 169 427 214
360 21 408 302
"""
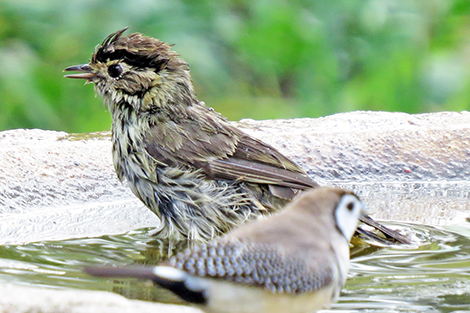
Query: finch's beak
63 64 96 80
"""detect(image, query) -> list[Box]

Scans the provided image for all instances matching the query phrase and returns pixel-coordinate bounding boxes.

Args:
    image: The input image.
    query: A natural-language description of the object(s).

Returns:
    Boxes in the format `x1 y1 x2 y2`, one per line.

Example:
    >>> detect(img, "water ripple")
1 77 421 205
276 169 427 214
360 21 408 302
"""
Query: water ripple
1 222 470 310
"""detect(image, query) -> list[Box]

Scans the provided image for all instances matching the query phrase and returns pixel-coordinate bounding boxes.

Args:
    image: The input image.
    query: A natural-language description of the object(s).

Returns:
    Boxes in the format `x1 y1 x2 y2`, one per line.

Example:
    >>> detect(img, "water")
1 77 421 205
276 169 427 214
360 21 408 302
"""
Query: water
2 180 470 311
337 223 470 312
1 221 470 312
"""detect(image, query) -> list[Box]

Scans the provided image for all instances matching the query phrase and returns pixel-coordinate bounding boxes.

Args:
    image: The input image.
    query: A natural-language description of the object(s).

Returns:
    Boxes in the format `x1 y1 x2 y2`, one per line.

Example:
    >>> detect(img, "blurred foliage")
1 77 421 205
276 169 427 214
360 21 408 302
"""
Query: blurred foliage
0 0 469 132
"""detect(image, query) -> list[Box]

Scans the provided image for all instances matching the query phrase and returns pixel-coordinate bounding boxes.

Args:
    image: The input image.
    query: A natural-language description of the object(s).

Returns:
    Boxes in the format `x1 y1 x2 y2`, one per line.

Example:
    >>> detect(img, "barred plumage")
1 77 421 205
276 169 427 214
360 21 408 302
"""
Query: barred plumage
169 240 333 294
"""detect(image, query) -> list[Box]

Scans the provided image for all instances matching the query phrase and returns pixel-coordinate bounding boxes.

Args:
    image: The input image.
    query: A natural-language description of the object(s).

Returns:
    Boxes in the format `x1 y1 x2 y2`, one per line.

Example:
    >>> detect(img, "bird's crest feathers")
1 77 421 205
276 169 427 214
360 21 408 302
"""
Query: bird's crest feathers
92 27 177 70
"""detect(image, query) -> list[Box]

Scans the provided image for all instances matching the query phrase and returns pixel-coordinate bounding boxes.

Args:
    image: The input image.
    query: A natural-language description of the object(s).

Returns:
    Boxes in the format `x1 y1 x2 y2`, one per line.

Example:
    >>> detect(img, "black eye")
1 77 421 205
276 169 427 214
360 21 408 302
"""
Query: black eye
108 64 123 78
347 202 354 211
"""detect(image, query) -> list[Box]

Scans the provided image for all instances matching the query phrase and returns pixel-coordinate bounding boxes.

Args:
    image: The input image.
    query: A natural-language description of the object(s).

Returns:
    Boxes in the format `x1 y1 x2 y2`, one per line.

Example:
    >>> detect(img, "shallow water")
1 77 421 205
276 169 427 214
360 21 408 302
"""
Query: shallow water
1 221 470 312
336 223 470 312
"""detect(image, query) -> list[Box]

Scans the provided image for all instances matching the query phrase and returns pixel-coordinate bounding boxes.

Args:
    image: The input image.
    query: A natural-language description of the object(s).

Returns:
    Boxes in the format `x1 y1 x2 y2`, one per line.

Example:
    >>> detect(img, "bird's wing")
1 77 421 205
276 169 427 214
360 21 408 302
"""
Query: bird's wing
144 110 317 191
207 134 317 190
167 239 334 294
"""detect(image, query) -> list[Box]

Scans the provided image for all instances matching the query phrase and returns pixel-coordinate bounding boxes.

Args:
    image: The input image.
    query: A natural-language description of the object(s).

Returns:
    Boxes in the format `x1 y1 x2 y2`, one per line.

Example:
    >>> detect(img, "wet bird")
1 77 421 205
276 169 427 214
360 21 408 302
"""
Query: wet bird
86 187 367 313
64 28 408 244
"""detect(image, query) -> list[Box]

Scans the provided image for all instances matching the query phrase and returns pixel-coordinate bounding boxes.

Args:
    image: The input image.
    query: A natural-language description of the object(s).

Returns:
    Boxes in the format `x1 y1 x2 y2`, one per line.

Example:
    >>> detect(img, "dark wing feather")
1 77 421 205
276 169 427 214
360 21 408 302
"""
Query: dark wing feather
144 108 317 190
208 158 315 189
207 134 317 189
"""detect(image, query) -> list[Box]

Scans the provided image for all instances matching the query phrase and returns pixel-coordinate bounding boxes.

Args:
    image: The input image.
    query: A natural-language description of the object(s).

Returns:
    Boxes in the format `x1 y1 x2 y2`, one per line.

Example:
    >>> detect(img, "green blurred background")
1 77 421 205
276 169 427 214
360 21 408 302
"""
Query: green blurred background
0 0 469 133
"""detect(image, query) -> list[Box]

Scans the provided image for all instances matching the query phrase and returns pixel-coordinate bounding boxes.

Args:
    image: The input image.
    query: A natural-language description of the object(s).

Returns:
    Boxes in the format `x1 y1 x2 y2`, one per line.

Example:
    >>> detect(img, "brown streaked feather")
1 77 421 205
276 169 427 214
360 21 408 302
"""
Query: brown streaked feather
144 107 317 193
144 117 239 166
207 158 315 189
233 135 305 173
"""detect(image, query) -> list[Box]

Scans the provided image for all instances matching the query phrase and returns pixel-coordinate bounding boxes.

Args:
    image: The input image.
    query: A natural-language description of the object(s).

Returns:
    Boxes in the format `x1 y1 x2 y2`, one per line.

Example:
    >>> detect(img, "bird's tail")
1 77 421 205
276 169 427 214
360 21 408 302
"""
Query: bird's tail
85 265 207 304
357 215 410 244
85 265 157 280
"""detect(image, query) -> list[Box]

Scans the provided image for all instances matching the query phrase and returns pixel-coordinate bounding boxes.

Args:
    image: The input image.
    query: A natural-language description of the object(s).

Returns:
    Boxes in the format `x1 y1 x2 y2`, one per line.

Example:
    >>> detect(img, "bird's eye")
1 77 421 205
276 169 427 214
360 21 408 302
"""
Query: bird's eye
346 202 354 211
108 64 123 78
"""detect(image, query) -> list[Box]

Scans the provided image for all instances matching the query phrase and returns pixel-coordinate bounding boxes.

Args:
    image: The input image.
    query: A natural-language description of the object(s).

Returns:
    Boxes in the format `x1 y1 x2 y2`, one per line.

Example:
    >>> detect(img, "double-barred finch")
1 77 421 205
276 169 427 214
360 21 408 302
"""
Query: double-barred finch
64 28 408 244
86 187 367 313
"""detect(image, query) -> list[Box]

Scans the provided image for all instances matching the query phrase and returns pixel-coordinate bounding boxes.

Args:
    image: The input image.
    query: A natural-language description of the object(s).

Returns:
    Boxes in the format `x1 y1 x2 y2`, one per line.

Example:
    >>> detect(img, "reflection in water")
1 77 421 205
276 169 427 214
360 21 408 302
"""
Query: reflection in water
1 222 470 311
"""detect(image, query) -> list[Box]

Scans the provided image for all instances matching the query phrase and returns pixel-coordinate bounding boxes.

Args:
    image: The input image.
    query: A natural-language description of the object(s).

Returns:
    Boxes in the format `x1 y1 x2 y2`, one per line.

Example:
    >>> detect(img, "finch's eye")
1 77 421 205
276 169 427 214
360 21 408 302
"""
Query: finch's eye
108 64 123 78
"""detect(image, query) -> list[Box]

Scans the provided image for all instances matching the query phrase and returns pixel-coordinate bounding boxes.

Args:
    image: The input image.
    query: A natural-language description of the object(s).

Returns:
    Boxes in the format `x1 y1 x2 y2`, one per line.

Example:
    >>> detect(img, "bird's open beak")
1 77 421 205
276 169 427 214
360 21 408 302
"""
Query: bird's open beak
63 64 96 79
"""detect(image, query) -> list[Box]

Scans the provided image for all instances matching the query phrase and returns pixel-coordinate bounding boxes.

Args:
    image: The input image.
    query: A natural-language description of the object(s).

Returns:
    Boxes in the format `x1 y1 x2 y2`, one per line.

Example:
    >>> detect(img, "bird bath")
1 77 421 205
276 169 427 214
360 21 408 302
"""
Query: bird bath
1 111 470 312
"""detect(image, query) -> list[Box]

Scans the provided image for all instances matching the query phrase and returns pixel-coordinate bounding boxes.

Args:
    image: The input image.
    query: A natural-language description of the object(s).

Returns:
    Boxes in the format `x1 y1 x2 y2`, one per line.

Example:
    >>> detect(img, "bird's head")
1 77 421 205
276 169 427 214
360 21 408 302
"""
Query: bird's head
291 188 368 242
334 190 368 241
64 28 196 113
